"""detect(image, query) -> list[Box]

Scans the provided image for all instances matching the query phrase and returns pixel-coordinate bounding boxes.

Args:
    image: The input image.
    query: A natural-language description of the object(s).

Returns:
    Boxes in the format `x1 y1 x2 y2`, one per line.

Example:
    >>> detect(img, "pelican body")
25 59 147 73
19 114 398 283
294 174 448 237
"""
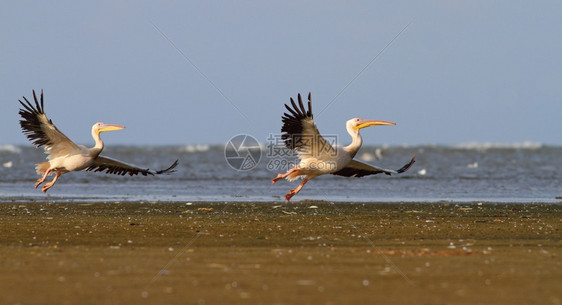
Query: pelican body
18 90 178 192
272 93 415 201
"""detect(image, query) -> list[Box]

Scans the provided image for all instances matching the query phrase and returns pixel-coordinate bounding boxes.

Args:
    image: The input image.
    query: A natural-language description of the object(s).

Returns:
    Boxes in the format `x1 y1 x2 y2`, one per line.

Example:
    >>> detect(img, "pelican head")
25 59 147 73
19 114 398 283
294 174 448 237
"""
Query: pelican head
93 122 125 134
348 118 396 131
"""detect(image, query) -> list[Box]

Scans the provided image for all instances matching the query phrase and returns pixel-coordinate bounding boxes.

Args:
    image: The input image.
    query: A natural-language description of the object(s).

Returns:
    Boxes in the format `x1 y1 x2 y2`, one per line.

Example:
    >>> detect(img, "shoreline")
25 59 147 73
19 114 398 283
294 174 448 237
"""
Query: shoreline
2 196 562 204
1 201 560 304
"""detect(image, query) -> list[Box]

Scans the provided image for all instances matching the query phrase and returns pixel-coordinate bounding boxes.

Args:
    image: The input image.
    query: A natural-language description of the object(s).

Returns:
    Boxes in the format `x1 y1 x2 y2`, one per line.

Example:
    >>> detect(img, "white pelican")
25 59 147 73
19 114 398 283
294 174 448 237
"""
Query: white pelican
272 93 415 201
18 90 178 193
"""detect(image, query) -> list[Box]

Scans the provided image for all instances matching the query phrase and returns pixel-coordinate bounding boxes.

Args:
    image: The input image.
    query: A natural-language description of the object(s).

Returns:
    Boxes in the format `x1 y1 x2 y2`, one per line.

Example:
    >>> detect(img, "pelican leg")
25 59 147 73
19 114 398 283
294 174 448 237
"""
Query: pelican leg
272 168 299 184
35 169 52 189
41 172 62 193
285 177 311 201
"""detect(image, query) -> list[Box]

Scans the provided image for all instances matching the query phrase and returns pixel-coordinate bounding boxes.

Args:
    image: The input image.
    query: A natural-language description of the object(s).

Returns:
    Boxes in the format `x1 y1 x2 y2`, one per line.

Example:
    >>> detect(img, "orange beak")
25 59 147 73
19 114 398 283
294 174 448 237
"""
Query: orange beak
356 119 396 129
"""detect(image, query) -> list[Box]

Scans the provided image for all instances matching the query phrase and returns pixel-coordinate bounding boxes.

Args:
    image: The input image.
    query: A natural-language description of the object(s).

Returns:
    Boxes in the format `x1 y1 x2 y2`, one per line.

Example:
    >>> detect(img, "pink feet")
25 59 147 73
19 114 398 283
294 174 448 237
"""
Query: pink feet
272 174 284 184
37 171 60 193
41 184 53 193
272 169 306 201
285 189 297 201
34 180 44 189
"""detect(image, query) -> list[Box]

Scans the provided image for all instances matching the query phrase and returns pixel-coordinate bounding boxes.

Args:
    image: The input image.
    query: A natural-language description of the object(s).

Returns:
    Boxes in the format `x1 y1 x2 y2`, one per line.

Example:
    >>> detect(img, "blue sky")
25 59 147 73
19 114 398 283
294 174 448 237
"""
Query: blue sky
2 1 561 146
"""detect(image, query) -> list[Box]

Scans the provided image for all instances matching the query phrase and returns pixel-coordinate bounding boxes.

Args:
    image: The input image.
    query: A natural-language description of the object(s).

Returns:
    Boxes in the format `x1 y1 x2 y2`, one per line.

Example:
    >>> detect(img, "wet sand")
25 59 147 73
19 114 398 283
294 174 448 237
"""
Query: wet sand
0 201 560 305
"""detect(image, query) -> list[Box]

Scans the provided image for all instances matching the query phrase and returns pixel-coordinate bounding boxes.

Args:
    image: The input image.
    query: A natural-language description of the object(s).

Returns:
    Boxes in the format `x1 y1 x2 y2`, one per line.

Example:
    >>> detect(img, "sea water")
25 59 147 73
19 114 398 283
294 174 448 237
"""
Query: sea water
0 143 560 203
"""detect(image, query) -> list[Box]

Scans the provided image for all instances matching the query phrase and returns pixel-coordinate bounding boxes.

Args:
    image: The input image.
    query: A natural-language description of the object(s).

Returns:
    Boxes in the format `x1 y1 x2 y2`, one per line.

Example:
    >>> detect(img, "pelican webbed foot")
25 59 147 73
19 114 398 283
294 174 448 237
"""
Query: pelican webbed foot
285 189 298 201
41 172 62 193
35 179 44 189
272 168 300 185
272 174 284 184
41 184 52 193
35 168 52 189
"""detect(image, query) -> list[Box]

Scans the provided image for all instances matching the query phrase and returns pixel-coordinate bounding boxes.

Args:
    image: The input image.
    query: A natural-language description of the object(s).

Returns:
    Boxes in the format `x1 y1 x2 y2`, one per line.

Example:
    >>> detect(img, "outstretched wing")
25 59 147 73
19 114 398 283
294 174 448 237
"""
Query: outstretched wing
332 155 416 177
85 156 179 176
18 90 81 157
281 92 336 159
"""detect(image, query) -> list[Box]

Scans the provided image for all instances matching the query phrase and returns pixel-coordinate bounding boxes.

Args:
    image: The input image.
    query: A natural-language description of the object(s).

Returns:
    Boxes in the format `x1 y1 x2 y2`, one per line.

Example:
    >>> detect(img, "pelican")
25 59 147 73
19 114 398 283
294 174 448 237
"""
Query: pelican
272 93 415 201
18 90 178 193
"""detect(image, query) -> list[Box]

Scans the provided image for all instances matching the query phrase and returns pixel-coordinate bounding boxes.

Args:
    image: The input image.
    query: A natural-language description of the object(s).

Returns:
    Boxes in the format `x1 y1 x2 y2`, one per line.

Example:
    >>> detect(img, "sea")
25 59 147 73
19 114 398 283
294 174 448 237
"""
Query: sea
0 143 560 204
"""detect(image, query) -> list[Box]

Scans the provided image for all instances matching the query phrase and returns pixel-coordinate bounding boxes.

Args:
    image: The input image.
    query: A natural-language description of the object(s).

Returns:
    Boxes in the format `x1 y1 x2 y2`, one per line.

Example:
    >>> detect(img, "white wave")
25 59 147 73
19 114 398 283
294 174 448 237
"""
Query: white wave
455 141 542 150
359 152 376 162
375 148 383 159
359 148 383 162
182 144 210 153
0 145 22 153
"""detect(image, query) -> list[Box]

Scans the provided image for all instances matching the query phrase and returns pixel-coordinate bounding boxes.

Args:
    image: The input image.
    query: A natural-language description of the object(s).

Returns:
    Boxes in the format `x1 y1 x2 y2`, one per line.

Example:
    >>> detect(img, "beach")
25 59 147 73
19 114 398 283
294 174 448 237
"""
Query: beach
0 201 560 304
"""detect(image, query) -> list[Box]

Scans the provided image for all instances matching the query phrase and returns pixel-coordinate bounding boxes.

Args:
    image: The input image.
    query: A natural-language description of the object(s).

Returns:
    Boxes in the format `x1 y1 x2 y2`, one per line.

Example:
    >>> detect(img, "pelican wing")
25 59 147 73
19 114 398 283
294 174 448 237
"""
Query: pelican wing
85 156 179 176
281 93 336 159
18 90 81 156
332 155 416 177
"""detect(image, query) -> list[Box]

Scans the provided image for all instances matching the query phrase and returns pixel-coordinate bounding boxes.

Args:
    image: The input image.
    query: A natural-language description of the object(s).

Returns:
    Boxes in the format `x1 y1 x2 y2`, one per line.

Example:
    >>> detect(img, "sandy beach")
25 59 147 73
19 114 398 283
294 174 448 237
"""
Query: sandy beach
0 201 560 305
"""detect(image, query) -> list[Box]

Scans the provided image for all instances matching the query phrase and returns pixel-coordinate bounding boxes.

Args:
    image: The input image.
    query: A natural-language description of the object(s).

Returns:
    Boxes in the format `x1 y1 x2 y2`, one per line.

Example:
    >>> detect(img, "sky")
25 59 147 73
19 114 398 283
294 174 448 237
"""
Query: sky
1 1 561 147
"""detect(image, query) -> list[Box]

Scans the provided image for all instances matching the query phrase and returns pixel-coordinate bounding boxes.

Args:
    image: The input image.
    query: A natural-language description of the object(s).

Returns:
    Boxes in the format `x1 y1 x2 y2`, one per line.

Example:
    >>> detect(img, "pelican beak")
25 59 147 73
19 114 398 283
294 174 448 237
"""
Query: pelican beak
99 124 125 132
356 119 396 130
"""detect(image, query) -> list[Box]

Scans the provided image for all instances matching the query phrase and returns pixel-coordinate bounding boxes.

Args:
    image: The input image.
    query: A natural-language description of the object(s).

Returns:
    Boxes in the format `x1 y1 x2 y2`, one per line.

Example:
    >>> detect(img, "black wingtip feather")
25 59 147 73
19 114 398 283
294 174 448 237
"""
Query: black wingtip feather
297 93 307 116
32 90 39 110
307 92 312 117
156 159 179 174
397 154 416 173
290 97 301 116
85 159 179 177
280 92 314 150
284 103 299 117
18 89 52 148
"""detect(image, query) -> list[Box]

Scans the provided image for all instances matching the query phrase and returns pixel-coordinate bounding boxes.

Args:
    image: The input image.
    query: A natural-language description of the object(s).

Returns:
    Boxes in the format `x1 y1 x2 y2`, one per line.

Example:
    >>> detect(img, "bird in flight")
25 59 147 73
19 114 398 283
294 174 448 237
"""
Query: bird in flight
272 93 415 201
18 90 178 192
